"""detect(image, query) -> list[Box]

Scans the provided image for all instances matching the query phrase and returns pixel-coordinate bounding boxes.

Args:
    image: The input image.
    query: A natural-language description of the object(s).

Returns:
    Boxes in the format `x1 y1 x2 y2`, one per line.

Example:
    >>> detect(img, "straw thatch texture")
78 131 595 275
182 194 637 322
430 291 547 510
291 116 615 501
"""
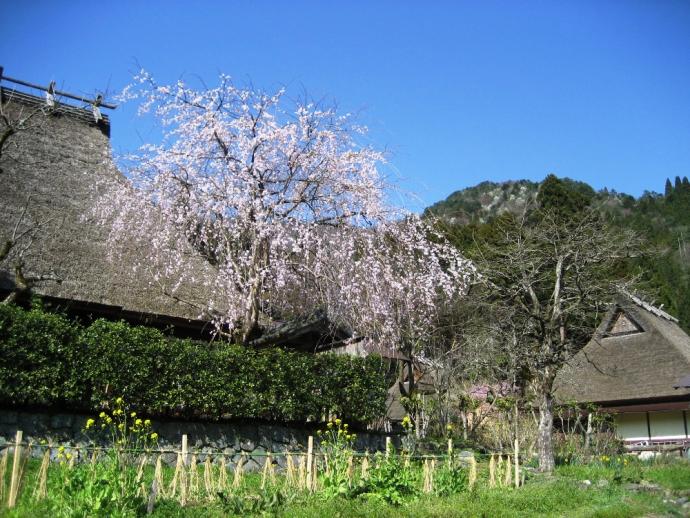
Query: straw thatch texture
555 295 690 404
0 87 217 322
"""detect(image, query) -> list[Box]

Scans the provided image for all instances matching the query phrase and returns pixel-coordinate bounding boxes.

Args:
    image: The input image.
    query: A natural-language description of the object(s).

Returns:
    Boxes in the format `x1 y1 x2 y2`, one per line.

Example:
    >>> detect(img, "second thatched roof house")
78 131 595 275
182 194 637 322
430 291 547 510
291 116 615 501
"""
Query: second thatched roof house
555 292 690 449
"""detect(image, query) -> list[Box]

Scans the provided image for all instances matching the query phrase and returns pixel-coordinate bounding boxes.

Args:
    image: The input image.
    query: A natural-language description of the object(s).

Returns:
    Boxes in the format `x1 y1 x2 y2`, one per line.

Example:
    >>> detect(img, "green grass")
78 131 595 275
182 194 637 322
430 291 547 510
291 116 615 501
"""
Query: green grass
2 455 688 517
270 481 676 518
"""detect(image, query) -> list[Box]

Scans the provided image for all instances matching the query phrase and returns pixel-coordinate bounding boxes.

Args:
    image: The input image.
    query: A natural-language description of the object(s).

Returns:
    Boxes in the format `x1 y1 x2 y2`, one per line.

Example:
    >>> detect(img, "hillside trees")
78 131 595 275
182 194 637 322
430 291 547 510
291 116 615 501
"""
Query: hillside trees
95 72 473 346
462 177 641 472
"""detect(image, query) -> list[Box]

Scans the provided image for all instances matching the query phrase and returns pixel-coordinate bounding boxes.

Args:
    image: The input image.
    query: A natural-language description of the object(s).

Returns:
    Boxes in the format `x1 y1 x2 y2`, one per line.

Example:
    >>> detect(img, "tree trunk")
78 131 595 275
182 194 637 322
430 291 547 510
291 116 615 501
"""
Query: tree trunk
584 411 593 450
536 388 555 472
242 275 262 344
241 238 268 345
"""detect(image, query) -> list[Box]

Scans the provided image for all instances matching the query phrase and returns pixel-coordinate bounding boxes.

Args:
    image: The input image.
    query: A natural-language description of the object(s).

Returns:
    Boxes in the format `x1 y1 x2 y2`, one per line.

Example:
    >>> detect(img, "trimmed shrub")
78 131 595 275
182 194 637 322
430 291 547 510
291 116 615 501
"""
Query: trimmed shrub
0 304 390 423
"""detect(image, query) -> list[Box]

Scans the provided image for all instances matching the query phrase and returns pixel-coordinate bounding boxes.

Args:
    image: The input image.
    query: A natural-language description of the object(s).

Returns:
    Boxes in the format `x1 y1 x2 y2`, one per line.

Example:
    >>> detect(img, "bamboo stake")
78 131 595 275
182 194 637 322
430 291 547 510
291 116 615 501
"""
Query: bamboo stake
385 436 392 458
68 446 76 469
188 454 199 498
8 430 23 508
181 434 188 466
19 441 32 499
504 455 512 487
169 452 182 497
306 436 314 492
468 455 477 489
360 452 369 479
232 453 245 488
429 459 435 493
0 447 8 504
286 453 295 487
203 456 214 499
33 448 50 500
136 454 148 487
298 454 306 490
154 454 165 498
514 438 520 489
217 456 227 492
447 438 453 466
261 453 276 489
347 455 354 487
489 454 496 488
180 454 188 506
422 459 430 493
311 455 318 492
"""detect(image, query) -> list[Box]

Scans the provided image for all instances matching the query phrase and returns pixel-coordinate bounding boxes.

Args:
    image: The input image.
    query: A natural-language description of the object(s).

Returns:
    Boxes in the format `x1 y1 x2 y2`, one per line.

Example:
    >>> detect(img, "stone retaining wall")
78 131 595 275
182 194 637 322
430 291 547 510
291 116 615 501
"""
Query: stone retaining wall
0 409 398 472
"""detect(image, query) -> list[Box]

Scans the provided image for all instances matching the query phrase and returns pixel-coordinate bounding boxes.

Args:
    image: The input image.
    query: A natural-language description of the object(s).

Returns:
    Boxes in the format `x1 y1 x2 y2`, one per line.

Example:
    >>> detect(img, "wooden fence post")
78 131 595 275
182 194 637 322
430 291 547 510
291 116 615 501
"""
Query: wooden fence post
514 438 520 489
469 455 477 489
447 438 453 466
180 435 188 506
181 434 188 466
306 436 314 492
504 455 512 487
8 430 22 508
489 454 496 488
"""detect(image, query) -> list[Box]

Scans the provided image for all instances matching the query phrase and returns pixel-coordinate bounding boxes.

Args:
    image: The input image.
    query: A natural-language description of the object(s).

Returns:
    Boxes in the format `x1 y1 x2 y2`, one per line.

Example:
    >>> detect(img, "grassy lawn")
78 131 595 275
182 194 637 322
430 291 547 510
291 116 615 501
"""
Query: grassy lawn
2 456 688 517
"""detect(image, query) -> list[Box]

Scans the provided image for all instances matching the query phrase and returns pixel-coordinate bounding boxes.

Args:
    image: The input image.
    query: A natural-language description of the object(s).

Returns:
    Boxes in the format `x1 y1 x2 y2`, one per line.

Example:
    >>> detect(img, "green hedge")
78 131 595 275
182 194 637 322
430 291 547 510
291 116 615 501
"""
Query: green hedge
0 304 390 423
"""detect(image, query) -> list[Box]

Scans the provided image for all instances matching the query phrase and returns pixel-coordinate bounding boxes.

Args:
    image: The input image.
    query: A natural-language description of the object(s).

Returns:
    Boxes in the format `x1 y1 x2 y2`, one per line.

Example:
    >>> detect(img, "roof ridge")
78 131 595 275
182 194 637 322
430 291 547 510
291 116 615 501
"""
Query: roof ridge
618 288 679 323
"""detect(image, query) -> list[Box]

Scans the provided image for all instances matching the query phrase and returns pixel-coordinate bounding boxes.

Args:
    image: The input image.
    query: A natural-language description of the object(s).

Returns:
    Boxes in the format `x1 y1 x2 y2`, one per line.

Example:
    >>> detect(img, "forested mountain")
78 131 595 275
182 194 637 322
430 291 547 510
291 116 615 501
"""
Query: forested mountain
426 176 690 332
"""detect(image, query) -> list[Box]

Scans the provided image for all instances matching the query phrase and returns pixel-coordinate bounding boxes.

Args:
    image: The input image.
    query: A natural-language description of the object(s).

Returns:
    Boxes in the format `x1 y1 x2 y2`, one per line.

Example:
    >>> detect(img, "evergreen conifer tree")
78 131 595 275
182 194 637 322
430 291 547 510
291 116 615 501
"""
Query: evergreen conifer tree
665 178 673 197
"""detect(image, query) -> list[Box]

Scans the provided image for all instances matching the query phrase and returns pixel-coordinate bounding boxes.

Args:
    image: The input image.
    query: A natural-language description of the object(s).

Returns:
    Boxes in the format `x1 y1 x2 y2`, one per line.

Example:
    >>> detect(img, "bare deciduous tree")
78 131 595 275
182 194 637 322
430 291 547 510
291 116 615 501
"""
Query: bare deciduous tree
472 206 641 471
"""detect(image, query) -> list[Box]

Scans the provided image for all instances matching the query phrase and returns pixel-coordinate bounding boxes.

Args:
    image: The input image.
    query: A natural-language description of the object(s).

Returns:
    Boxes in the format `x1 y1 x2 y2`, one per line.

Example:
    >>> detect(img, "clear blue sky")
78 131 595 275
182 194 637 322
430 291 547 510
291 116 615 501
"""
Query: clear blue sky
2 1 689 210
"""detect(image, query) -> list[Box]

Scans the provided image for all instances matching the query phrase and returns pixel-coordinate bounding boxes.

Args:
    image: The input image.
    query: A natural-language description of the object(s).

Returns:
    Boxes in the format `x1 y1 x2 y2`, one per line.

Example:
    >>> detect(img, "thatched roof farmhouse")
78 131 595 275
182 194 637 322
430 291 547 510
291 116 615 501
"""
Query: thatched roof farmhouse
555 292 690 448
0 72 407 357
0 79 219 337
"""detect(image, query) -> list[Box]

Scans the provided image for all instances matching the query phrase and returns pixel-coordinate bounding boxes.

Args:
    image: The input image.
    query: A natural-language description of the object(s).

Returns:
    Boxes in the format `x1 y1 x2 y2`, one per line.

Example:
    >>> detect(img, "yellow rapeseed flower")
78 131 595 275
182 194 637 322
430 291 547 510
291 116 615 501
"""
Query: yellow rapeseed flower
150 433 158 441
144 419 151 426
85 418 95 429
335 418 342 426
130 412 137 418
99 411 106 418
135 418 143 426
115 397 123 404
327 422 333 428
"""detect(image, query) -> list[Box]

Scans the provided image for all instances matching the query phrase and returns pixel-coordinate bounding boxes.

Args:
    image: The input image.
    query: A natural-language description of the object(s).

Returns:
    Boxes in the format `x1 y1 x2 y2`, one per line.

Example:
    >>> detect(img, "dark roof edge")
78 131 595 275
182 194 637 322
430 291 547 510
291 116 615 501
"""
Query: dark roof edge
1 292 215 340
576 393 690 408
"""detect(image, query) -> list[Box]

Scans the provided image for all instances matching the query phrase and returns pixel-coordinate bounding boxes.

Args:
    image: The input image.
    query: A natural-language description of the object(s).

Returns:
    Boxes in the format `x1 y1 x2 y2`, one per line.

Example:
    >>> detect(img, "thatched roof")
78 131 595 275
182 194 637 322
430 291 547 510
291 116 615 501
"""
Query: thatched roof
0 87 216 324
554 294 690 404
